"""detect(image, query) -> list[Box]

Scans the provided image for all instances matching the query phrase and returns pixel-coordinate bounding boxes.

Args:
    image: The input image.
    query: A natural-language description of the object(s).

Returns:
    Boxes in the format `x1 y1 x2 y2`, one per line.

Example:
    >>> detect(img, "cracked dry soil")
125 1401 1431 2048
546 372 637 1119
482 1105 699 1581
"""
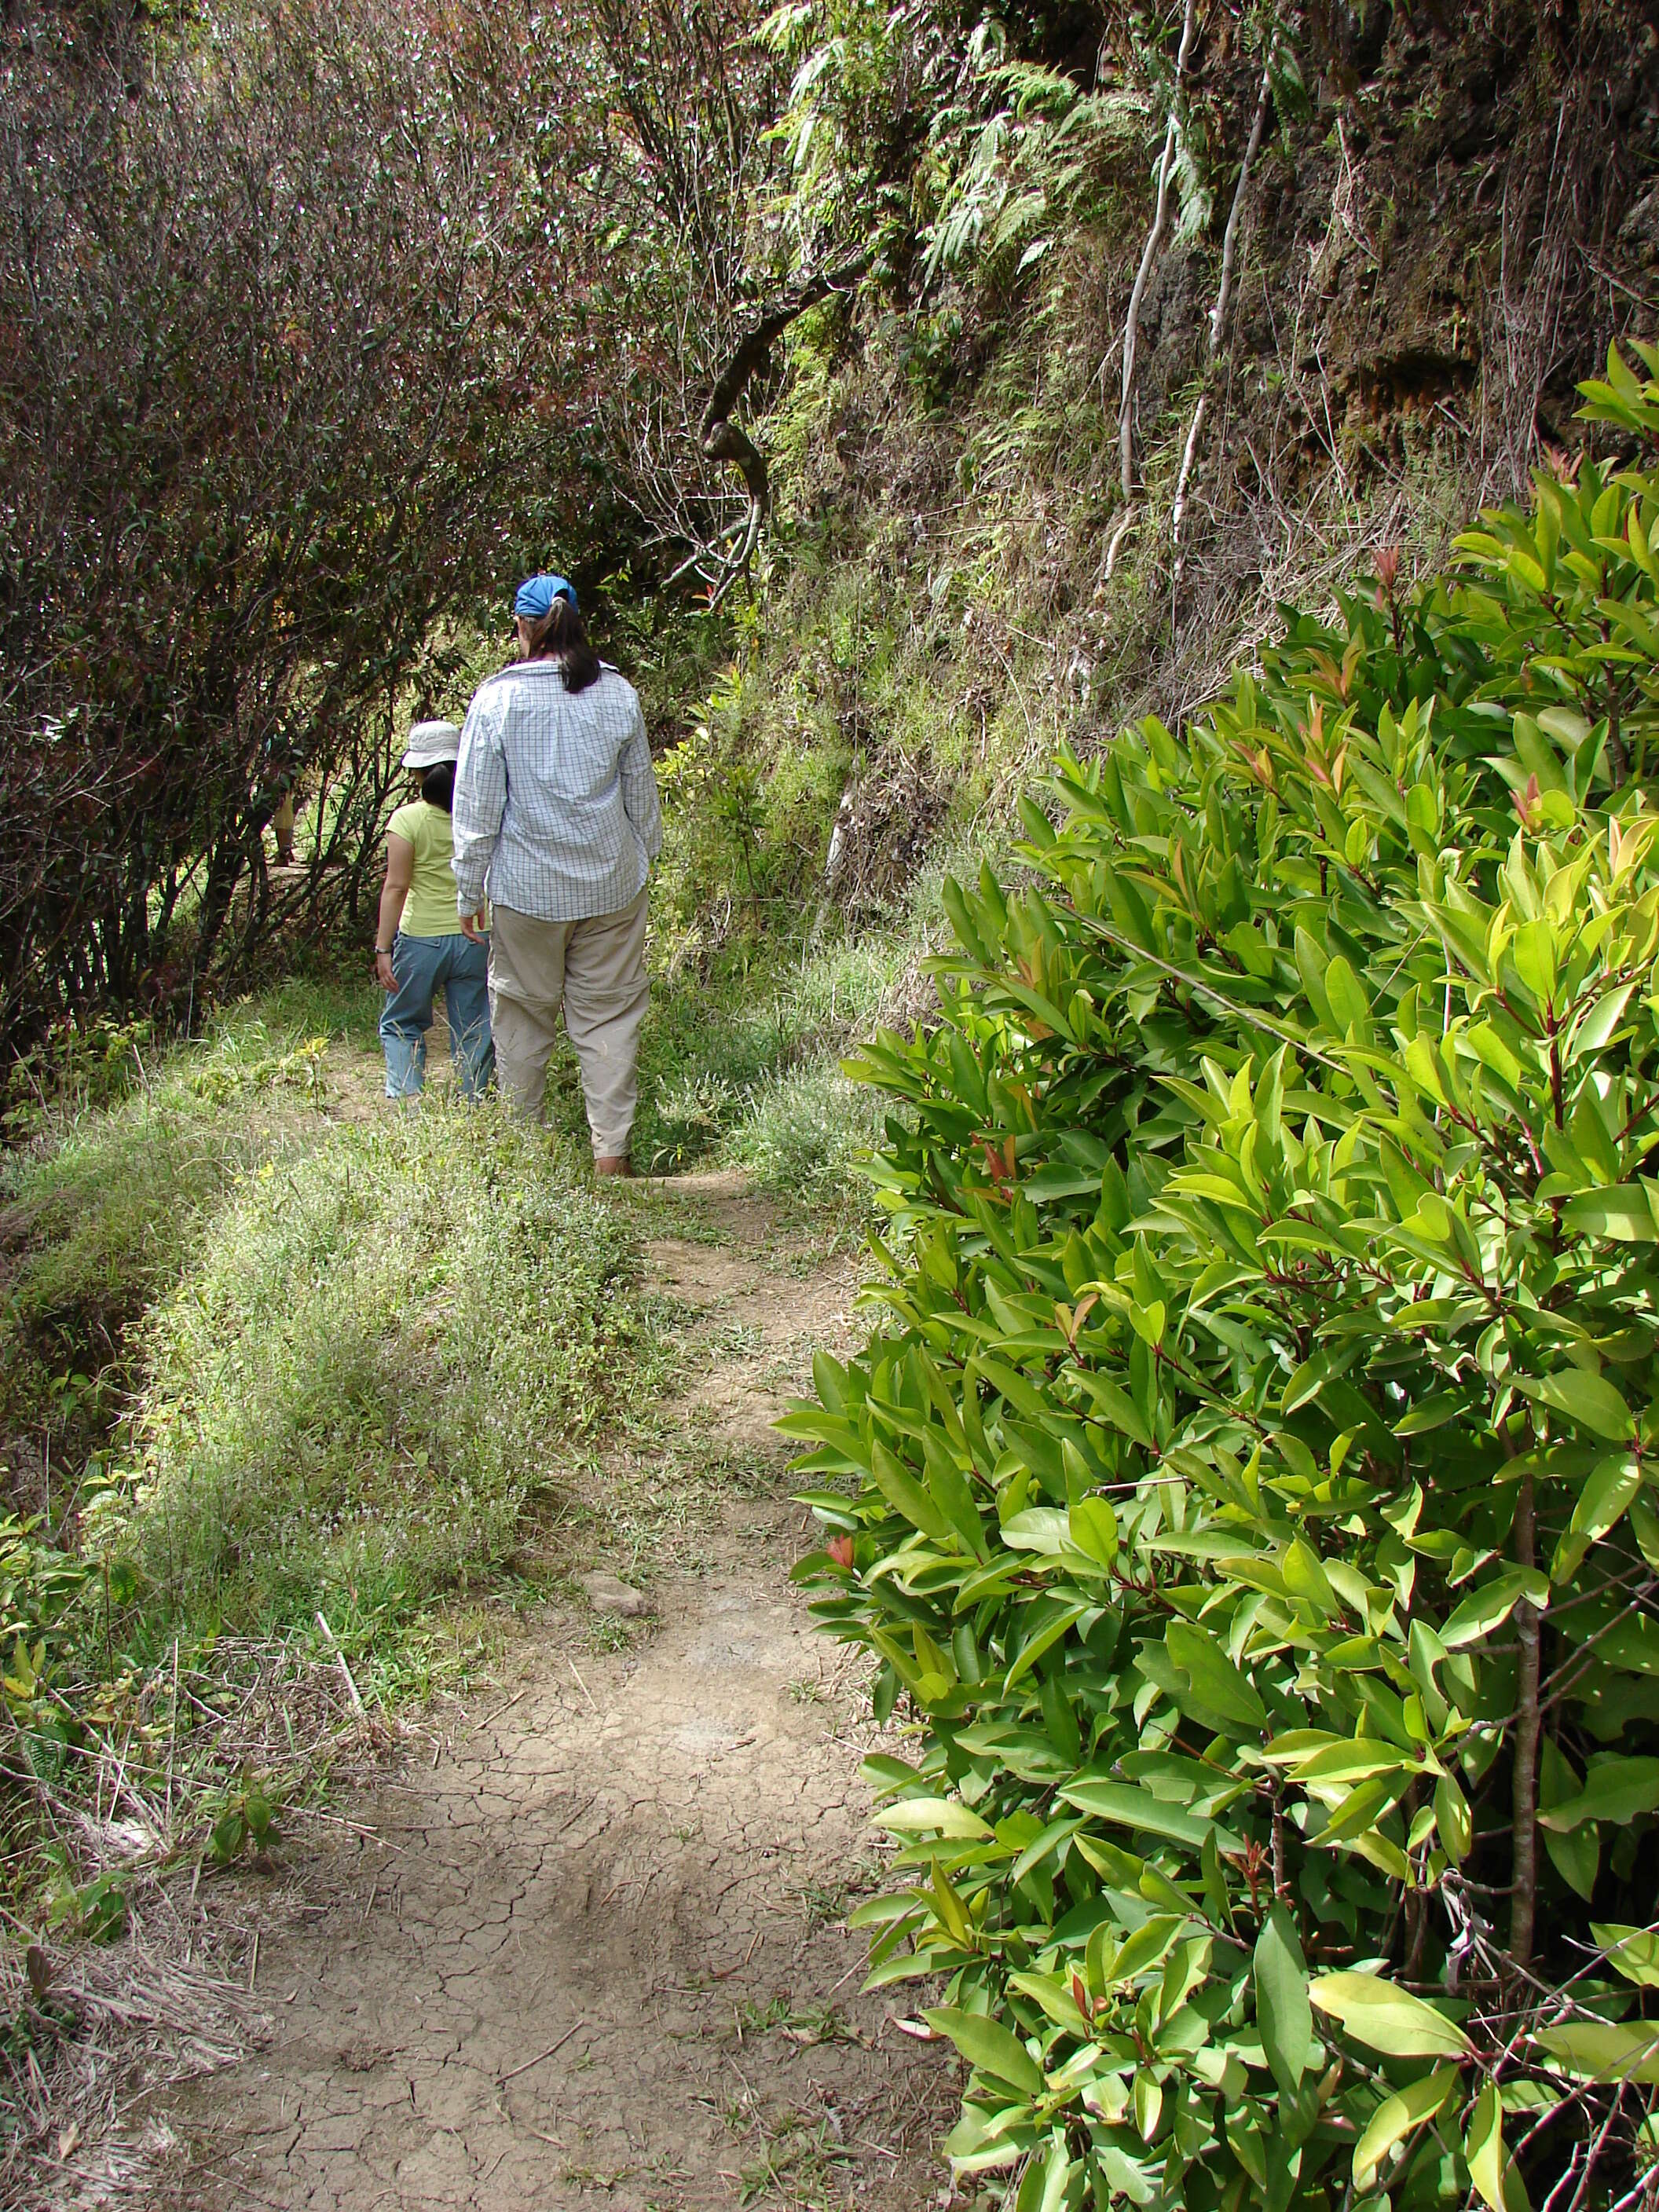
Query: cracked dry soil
163 1177 951 2212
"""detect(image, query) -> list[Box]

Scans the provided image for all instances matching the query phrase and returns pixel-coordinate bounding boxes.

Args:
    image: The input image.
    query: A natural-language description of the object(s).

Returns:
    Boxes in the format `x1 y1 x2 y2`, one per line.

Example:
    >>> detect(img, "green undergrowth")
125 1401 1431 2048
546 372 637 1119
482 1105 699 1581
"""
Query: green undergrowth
0 883 913 1925
0 993 368 1459
524 881 946 1210
723 1056 888 1213
110 1104 661 1640
0 992 674 1932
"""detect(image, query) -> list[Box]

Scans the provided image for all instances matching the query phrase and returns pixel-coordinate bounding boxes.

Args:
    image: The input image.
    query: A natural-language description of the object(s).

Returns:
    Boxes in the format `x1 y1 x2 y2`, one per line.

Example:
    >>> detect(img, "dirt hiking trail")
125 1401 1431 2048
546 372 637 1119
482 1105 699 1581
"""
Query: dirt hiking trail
163 1176 951 2212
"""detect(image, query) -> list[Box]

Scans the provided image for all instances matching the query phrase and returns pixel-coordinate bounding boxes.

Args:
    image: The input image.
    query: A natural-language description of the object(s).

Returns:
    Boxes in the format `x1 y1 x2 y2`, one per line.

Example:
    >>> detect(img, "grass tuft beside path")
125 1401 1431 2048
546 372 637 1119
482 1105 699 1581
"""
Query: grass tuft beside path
118 1105 659 1643
0 1000 672 1961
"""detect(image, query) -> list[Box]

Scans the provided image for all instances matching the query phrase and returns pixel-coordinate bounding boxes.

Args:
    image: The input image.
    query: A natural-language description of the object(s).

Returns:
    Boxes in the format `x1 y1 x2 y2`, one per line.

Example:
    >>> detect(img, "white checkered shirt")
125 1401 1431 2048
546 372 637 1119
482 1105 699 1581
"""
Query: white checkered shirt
451 661 663 923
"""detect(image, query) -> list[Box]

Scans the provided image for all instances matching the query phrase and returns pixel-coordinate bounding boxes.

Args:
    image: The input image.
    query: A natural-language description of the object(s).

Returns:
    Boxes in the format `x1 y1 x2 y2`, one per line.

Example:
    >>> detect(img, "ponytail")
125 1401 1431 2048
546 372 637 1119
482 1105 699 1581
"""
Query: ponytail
521 596 601 694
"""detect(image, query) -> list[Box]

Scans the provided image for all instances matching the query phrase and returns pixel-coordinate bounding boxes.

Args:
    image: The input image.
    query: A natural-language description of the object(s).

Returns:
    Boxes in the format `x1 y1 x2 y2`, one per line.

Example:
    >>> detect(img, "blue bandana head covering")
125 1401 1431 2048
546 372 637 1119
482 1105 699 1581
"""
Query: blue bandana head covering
514 572 578 620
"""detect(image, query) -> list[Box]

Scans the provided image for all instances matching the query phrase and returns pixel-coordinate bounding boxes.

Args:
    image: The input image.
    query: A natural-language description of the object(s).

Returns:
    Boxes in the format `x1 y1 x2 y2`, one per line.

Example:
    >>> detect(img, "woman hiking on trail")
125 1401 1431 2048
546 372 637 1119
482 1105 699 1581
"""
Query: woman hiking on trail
374 721 496 1101
452 573 662 1177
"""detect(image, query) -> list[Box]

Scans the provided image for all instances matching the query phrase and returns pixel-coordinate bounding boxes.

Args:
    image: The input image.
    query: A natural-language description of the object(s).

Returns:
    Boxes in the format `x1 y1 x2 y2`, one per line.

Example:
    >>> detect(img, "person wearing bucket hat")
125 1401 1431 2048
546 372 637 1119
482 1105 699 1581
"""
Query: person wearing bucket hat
452 573 662 1173
373 720 495 1101
401 720 463 772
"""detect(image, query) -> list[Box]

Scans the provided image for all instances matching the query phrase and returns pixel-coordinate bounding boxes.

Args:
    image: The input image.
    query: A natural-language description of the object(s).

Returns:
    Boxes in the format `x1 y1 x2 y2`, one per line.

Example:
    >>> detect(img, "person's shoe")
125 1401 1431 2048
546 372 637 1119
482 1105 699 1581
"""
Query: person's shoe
593 1154 632 1178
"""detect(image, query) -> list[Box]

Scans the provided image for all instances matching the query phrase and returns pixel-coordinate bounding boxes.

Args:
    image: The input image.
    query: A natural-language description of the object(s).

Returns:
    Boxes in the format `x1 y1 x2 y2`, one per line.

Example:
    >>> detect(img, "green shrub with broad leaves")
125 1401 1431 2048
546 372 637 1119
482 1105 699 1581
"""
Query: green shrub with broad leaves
789 345 1659 2212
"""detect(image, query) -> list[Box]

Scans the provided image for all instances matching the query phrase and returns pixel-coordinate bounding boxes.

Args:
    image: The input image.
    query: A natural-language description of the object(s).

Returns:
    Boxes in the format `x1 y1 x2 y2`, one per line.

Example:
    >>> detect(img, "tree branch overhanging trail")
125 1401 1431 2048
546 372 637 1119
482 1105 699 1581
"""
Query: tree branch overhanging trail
696 257 866 609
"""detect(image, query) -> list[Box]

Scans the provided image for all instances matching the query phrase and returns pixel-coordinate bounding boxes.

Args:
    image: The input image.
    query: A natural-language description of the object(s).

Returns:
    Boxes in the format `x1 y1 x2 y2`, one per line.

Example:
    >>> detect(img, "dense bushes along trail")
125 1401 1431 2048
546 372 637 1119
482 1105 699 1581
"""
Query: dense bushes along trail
789 350 1659 2212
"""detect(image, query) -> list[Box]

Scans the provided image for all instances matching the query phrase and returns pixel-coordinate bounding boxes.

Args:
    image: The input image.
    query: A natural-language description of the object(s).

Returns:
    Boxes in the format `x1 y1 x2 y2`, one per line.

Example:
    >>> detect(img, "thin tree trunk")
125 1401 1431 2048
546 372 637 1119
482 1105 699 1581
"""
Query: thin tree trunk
1207 59 1272 359
1510 1473 1540 1971
1171 58 1273 591
191 840 245 985
1117 0 1199 505
698 256 866 607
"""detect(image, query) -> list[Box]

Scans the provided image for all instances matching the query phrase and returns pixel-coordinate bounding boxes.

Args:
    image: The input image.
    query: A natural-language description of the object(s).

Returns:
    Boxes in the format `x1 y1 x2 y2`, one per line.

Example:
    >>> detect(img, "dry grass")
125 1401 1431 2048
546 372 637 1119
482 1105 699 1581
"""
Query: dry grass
0 1628 419 2209
0 1943 257 2207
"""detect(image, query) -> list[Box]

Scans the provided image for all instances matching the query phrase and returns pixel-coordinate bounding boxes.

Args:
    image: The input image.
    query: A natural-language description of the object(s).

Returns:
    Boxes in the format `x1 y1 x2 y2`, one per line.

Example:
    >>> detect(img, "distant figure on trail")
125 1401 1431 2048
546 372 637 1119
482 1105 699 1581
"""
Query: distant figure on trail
273 783 297 867
374 721 496 1101
452 573 662 1178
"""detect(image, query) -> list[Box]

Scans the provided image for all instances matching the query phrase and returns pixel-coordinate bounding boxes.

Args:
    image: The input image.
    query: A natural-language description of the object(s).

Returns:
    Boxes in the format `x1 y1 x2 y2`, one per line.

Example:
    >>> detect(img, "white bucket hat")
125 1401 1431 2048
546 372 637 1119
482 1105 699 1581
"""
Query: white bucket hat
401 720 461 770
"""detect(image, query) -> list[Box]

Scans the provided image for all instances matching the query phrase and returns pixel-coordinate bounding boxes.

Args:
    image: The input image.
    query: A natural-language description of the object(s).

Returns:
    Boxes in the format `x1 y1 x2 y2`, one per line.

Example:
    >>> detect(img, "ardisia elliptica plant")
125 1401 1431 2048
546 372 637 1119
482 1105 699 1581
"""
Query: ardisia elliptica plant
790 346 1659 2212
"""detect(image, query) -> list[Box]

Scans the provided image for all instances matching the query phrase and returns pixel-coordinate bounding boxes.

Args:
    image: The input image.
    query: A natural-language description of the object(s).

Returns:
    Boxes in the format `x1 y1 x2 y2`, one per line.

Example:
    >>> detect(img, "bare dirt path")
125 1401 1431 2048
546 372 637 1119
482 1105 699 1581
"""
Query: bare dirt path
163 1176 950 2212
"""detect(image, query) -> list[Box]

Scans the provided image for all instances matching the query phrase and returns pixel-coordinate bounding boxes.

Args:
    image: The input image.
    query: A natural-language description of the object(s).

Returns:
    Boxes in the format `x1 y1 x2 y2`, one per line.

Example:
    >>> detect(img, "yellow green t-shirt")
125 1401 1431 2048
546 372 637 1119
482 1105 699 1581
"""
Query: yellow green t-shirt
388 800 462 939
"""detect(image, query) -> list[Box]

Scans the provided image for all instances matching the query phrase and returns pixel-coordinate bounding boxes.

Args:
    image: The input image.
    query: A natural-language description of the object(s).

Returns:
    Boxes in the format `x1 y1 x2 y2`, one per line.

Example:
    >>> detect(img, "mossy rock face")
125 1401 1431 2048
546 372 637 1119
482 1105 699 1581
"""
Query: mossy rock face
1133 239 1211 426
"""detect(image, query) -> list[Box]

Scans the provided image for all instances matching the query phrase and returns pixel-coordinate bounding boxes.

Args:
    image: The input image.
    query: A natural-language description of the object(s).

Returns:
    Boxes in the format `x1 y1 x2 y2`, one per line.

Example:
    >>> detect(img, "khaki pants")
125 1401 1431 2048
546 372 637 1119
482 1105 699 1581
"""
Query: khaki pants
487 892 649 1157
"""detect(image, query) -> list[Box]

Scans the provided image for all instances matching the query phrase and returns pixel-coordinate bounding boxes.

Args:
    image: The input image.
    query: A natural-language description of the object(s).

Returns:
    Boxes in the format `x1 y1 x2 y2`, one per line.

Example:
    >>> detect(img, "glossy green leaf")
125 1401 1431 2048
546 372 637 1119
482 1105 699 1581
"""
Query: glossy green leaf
924 2005 1046 2096
1533 2020 1659 2085
1527 1368 1635 1442
1060 1779 1239 1851
870 1441 954 1543
1536 1756 1659 1832
1441 1566 1548 1649
1434 1773 1473 1863
1308 1972 1472 2057
1068 1495 1119 1569
1591 1923 1659 1988
872 1798 994 1840
1166 1617 1269 1731
1352 2067 1459 2188
1254 1905 1313 2093
1464 2082 1518 2212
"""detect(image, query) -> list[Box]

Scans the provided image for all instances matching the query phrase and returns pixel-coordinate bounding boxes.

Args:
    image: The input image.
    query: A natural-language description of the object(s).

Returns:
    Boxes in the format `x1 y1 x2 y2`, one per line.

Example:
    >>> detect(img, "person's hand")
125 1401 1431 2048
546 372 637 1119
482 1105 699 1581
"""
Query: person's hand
460 907 489 943
375 947 397 991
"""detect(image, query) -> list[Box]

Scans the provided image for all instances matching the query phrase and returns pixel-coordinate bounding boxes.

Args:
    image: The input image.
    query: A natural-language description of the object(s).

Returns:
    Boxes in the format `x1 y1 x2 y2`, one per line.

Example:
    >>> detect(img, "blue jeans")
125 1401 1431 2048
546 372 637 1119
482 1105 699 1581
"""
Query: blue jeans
379 932 495 1100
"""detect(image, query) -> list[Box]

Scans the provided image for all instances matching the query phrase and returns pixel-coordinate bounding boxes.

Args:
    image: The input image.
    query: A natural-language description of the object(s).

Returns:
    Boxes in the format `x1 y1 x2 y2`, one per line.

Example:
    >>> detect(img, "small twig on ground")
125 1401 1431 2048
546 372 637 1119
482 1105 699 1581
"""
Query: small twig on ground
567 1657 599 1715
712 1928 765 1982
305 1809 401 1848
313 1613 365 1719
497 2020 584 2085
